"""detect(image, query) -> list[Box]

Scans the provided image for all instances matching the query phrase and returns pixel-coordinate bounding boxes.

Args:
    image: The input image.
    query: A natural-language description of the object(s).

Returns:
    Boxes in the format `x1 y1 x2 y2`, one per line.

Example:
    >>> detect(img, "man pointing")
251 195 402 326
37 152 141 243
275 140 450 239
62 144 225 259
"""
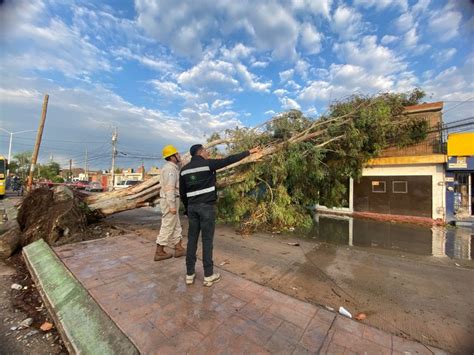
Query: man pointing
180 144 262 286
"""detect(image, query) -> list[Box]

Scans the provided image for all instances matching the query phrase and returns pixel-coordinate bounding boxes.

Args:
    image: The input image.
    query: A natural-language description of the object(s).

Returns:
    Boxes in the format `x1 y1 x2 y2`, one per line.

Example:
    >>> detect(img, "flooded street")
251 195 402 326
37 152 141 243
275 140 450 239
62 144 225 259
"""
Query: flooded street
107 208 474 353
310 214 473 262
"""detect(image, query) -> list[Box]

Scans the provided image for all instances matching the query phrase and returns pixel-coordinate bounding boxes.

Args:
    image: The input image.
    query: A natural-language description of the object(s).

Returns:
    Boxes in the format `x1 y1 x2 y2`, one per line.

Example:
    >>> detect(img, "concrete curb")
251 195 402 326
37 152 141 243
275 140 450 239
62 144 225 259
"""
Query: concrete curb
23 239 139 355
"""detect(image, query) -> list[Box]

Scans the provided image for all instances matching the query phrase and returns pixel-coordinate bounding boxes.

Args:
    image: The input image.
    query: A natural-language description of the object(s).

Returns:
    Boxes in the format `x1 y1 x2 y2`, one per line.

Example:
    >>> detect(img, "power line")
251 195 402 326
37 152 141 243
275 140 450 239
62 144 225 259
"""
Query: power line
442 97 474 114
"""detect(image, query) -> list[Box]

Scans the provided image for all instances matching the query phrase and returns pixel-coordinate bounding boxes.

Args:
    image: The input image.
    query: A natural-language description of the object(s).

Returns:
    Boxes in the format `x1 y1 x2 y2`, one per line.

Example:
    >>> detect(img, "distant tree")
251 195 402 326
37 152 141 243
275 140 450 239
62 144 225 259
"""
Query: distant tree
38 161 61 180
11 151 32 180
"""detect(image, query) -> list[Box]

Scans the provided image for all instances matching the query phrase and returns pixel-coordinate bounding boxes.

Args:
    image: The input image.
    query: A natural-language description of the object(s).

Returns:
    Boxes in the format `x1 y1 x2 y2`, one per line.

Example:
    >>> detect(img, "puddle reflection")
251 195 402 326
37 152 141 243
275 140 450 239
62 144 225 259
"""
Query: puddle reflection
308 215 473 261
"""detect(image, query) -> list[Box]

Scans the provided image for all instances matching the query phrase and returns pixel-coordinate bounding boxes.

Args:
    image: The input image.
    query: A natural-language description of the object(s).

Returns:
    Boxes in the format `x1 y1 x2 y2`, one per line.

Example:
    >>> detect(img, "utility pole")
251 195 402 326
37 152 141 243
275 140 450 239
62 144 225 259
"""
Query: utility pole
69 159 72 181
0 128 36 178
111 127 117 190
27 94 49 192
84 148 88 180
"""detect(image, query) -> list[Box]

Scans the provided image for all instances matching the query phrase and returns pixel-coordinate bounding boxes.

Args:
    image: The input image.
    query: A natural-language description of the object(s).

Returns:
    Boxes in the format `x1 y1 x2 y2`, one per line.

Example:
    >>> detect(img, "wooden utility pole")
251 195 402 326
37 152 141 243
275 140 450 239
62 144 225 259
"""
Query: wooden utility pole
27 94 49 192
85 148 88 180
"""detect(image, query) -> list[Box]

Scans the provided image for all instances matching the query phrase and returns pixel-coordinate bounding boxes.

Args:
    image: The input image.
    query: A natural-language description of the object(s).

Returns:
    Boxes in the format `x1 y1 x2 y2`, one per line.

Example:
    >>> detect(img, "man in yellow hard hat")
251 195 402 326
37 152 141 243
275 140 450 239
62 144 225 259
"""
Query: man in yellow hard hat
154 144 186 261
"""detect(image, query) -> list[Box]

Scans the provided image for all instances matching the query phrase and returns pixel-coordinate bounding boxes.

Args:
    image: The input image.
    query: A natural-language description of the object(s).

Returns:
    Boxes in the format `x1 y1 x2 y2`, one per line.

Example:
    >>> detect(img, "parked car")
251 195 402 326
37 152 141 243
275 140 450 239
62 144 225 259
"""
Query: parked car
73 180 89 190
114 180 142 189
85 181 103 192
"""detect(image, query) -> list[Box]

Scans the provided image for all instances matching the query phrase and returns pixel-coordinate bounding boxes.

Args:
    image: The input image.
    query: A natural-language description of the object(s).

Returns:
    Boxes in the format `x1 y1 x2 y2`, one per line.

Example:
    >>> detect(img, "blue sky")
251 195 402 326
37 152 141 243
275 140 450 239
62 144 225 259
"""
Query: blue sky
0 0 473 170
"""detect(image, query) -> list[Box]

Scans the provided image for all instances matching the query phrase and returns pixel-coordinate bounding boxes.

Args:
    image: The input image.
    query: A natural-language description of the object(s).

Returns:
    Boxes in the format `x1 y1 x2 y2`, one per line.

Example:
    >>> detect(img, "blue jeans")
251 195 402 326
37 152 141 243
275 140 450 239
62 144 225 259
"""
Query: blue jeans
186 203 216 277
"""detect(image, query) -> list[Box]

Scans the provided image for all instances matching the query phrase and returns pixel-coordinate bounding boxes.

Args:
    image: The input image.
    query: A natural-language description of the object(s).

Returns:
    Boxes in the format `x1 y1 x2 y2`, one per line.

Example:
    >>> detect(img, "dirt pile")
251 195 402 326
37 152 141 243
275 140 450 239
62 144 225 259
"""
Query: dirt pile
17 187 89 246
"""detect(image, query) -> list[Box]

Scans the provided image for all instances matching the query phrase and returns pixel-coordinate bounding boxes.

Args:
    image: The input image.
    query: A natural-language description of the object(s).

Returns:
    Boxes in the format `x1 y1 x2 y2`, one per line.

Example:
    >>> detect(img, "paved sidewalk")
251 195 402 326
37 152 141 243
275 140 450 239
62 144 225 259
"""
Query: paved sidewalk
54 235 445 354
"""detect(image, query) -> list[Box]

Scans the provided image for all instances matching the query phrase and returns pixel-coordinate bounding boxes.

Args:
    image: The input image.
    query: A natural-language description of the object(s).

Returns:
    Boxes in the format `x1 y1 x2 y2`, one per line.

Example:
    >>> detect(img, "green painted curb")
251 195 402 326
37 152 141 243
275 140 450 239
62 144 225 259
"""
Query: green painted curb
23 239 139 355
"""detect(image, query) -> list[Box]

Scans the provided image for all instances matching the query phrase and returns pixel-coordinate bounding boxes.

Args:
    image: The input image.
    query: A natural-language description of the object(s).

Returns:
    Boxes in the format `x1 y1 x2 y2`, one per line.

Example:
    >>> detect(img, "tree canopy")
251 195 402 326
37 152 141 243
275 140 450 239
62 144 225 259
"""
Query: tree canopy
211 89 429 232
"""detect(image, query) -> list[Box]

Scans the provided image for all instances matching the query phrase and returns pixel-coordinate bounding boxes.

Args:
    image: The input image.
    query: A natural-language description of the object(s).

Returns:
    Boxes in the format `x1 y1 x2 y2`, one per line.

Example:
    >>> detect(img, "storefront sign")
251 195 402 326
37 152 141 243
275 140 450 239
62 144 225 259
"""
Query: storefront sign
448 156 468 169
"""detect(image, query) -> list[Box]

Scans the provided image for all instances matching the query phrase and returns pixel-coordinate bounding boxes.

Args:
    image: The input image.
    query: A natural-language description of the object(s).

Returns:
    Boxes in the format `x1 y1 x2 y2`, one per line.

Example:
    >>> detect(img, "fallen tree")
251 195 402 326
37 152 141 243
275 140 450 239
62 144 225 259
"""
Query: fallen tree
13 89 431 246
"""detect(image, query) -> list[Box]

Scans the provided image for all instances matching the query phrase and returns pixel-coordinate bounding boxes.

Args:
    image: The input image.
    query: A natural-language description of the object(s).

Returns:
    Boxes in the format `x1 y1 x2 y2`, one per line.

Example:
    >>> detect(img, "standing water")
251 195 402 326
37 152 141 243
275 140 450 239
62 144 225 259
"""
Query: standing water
308 214 473 261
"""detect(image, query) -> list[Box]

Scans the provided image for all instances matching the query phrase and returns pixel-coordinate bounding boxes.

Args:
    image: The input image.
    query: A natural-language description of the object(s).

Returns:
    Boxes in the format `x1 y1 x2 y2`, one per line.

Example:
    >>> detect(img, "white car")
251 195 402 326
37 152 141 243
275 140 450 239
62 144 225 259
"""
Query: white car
114 180 142 189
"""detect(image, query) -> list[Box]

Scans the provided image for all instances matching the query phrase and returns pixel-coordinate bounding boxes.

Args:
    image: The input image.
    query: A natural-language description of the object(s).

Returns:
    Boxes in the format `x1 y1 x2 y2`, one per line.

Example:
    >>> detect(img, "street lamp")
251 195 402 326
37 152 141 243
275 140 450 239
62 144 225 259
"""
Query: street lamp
0 128 36 177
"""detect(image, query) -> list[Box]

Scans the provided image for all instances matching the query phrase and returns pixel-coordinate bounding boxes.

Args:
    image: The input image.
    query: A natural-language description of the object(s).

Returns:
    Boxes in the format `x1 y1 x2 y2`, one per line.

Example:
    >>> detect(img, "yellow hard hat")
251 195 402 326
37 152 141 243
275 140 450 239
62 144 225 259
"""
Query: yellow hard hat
162 144 178 159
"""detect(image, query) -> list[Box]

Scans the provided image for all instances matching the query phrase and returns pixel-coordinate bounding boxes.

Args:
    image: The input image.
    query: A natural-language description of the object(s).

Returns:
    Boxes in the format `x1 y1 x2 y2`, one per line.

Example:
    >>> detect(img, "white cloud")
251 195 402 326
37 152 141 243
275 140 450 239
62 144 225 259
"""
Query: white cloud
0 88 42 102
177 58 270 93
354 0 408 12
286 80 302 91
297 62 409 103
234 63 272 92
299 23 323 55
432 48 457 64
3 73 247 161
381 35 398 45
135 1 300 60
251 61 269 68
0 1 45 35
279 97 301 110
135 0 211 58
112 47 176 72
404 27 418 48
333 36 406 75
295 59 310 78
247 2 299 59
149 80 196 101
211 99 234 110
305 106 318 117
412 0 431 15
265 110 276 116
279 69 294 83
273 89 289 97
291 0 333 18
2 16 111 77
177 60 239 91
423 57 474 122
395 12 415 32
221 43 253 61
332 5 363 40
428 4 462 42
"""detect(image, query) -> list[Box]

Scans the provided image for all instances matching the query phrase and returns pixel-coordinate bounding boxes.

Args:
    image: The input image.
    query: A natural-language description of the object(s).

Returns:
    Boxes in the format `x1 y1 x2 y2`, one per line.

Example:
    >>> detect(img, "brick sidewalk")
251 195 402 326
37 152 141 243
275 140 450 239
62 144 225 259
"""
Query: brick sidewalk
54 235 445 354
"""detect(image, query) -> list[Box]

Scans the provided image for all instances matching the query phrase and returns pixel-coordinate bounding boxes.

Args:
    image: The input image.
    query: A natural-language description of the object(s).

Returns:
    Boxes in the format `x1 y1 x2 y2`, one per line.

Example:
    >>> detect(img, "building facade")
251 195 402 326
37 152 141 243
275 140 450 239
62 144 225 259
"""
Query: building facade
445 132 474 222
317 102 448 223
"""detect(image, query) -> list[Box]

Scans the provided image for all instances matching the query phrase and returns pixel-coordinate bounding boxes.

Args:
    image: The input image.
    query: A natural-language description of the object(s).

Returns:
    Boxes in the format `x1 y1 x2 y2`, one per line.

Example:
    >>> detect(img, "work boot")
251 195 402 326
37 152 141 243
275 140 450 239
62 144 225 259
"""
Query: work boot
174 240 186 258
154 244 172 261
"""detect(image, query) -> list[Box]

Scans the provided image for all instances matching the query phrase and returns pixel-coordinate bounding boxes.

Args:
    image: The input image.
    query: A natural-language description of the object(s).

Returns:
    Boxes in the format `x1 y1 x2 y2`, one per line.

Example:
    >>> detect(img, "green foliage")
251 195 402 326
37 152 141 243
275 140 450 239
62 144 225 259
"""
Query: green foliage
215 89 429 232
39 162 61 180
10 151 32 180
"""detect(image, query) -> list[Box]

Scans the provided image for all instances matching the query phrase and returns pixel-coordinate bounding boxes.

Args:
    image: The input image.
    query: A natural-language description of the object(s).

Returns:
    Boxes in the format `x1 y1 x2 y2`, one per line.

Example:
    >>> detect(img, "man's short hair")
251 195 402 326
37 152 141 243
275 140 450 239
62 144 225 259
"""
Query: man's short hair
190 144 204 156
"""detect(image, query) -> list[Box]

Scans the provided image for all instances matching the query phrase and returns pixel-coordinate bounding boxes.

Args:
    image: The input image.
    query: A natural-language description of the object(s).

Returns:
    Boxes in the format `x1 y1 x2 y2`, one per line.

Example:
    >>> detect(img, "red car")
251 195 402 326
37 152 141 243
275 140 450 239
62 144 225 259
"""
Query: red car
73 180 89 190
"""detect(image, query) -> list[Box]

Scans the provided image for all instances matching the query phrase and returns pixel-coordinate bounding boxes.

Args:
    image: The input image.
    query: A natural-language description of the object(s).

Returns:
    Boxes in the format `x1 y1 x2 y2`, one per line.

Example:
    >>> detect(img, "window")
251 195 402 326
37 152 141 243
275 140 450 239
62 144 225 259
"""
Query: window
392 181 408 193
371 180 386 193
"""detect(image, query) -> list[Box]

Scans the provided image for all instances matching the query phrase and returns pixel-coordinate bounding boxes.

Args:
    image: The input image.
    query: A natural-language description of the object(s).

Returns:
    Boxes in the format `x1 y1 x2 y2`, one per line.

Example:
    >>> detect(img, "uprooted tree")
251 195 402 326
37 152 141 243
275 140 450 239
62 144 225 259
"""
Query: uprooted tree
14 89 430 247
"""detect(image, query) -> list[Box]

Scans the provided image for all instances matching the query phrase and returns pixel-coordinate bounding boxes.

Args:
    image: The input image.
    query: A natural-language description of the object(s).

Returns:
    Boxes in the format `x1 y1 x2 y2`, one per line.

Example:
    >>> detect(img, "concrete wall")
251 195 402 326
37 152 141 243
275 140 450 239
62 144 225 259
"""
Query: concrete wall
362 164 445 220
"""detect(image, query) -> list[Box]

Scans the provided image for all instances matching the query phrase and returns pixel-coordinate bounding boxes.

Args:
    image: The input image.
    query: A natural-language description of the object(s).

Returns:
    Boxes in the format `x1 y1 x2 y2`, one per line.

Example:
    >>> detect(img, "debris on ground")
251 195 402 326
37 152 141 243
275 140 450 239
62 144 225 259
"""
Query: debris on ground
284 242 300 246
355 312 367 321
18 317 33 329
1 253 66 353
40 322 53 331
219 261 229 266
325 306 335 312
11 283 23 290
339 306 352 318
